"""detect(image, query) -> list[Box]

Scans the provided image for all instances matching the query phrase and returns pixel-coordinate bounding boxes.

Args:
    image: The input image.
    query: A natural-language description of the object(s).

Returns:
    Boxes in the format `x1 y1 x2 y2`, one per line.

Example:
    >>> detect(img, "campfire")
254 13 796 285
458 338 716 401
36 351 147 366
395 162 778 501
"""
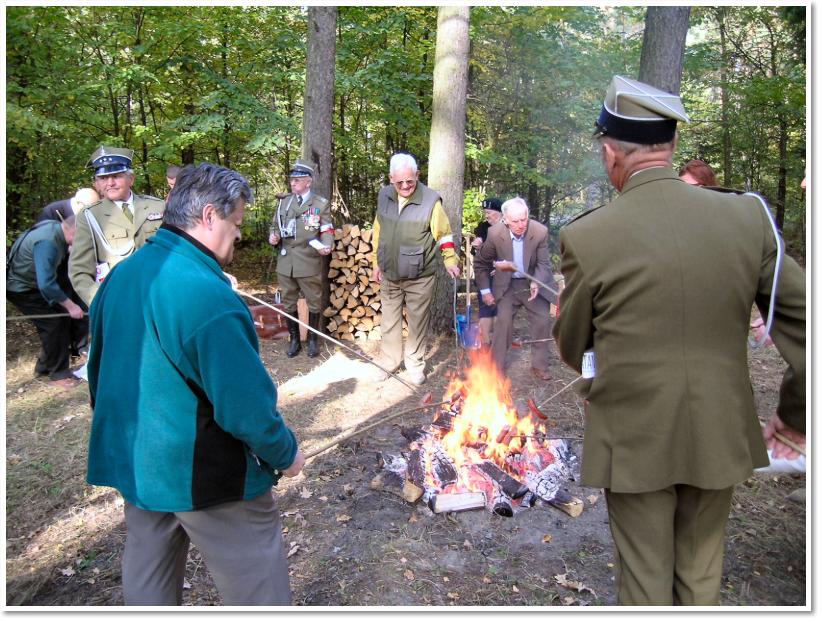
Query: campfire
377 349 578 516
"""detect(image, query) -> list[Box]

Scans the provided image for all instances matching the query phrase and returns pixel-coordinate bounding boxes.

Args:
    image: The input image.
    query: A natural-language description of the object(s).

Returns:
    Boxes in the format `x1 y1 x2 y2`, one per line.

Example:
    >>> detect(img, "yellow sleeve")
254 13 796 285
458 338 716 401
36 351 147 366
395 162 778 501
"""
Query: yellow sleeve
430 200 459 268
371 217 381 269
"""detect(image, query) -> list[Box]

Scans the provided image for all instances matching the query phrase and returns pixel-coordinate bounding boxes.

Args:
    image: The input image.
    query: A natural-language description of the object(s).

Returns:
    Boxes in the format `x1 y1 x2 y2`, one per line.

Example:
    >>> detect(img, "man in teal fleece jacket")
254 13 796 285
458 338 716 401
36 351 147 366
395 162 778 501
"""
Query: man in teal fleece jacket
86 162 305 605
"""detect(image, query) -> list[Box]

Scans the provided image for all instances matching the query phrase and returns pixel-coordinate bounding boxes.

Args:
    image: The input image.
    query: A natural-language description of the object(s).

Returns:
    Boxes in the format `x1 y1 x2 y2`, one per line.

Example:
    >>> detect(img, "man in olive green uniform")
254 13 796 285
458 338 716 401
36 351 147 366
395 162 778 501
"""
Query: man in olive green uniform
553 76 805 606
371 153 461 385
69 146 165 306
268 159 334 358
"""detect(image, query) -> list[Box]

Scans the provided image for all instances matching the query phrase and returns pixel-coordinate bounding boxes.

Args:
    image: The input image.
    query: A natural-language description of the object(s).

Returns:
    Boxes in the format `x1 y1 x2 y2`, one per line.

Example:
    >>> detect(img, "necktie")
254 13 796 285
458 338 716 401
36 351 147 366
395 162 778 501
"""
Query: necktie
297 195 303 206
122 202 133 223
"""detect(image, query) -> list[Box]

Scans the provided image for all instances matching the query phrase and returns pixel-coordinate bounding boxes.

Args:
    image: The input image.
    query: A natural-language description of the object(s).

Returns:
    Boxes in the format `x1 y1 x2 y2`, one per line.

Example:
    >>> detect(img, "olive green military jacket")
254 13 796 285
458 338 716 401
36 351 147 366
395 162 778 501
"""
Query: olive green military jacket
68 195 165 306
553 167 805 494
270 193 334 278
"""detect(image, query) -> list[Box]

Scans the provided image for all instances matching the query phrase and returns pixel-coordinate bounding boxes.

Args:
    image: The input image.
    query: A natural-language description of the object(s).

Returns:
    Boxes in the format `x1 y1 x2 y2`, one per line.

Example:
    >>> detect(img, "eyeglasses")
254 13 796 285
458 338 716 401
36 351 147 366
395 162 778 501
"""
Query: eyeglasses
393 179 416 187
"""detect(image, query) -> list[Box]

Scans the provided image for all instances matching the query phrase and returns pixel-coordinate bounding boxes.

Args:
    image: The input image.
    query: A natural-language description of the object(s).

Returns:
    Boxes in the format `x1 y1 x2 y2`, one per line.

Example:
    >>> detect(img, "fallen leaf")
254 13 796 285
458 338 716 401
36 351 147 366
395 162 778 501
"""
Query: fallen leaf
282 526 290 534
563 596 577 605
299 487 313 499
400 557 407 564
183 580 192 590
542 534 553 544
586 494 599 505
512 585 520 593
287 544 300 558
462 539 472 549
443 576 450 583
7 454 22 466
60 567 76 577
482 576 492 584
404 569 415 581
92 568 100 575
447 592 460 600
555 574 597 597
408 514 418 523
86 578 96 585
319 496 328 502
344 484 355 496
336 514 351 523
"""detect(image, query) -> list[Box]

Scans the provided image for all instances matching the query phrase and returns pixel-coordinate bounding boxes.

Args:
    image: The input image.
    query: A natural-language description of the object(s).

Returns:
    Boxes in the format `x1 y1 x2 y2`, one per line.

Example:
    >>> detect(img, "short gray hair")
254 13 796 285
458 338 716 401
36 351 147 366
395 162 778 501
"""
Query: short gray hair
389 153 418 176
598 135 676 157
501 196 529 219
163 163 253 229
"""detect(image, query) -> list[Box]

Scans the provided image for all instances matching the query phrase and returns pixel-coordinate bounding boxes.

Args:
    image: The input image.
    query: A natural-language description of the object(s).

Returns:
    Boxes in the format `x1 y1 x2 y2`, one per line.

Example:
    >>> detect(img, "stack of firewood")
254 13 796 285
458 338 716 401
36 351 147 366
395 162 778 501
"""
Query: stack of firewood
324 224 394 342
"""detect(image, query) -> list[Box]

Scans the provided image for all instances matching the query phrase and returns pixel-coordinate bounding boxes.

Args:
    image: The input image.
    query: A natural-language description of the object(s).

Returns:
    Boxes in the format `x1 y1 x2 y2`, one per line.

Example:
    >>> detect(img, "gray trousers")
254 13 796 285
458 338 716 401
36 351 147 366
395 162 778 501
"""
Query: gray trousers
378 274 436 375
122 492 292 606
605 484 734 605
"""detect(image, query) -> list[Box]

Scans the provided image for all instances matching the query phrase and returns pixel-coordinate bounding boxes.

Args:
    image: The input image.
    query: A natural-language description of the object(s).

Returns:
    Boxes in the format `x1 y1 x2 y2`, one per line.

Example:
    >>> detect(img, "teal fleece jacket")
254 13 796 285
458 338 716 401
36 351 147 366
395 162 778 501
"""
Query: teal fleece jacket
86 226 298 511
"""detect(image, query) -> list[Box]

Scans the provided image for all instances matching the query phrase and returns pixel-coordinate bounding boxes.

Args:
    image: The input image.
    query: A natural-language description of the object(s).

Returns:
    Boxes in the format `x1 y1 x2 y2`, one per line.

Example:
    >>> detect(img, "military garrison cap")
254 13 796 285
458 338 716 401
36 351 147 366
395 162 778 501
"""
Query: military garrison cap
594 76 689 145
482 197 503 212
289 159 315 178
87 146 134 177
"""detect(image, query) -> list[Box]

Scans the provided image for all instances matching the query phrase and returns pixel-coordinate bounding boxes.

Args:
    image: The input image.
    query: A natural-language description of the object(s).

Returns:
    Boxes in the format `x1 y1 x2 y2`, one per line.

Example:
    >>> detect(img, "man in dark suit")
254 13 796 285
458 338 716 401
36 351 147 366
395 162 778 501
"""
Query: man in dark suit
474 197 557 380
553 75 805 605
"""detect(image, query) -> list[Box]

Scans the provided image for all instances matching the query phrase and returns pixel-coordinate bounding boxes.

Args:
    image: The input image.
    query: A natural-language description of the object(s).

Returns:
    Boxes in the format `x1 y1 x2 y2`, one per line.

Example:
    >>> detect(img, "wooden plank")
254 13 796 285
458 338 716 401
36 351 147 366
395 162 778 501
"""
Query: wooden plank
428 492 486 514
547 489 583 518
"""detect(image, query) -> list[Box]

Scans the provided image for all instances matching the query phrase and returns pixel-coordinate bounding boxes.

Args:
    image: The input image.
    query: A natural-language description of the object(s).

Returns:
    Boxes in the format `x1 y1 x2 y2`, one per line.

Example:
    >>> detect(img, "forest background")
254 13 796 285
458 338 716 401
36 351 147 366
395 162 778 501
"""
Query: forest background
6 5 807 263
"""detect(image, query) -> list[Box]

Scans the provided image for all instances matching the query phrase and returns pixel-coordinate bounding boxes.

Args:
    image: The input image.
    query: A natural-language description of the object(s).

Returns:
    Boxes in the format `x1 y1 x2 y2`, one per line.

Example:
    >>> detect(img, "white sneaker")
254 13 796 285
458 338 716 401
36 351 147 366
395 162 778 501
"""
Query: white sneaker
404 370 426 386
73 363 88 381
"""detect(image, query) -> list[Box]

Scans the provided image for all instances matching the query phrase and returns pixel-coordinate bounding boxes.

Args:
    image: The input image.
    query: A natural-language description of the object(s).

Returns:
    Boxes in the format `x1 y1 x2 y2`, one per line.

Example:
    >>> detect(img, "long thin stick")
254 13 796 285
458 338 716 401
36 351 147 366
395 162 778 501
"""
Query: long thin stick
7 312 88 321
536 376 583 410
305 400 449 460
237 289 419 393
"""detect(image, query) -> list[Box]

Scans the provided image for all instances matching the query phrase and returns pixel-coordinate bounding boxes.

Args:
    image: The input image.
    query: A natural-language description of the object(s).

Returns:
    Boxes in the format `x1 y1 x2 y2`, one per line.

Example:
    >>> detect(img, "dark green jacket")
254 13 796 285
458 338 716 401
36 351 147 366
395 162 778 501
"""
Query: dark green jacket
87 226 298 511
6 220 70 305
554 168 805 493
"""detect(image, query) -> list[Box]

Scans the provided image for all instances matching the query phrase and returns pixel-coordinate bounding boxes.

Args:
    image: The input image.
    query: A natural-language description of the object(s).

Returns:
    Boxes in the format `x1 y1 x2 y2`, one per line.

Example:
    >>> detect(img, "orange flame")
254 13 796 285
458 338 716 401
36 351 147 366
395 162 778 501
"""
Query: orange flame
439 349 536 471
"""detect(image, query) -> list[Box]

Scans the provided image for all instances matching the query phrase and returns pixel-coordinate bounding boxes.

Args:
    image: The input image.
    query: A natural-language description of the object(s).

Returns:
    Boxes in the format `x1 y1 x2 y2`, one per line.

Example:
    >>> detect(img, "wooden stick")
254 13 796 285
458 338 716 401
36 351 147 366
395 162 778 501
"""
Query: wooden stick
305 400 450 460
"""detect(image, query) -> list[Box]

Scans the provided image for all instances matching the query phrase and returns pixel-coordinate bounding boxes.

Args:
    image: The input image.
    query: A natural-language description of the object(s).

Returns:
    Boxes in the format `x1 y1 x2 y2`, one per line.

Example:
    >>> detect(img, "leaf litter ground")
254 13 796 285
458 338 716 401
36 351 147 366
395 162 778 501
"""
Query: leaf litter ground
5 269 806 607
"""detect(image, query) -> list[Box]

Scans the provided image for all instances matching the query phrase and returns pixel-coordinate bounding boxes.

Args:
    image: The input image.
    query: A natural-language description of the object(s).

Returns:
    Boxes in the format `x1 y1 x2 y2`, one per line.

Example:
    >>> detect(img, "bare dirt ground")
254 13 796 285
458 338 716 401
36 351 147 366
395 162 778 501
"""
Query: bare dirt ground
5 262 807 608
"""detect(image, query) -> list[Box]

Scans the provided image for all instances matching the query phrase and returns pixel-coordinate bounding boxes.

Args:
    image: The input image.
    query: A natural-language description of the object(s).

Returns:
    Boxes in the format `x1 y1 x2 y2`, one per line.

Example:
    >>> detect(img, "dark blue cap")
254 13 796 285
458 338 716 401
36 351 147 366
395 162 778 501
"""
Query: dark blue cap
87 146 134 177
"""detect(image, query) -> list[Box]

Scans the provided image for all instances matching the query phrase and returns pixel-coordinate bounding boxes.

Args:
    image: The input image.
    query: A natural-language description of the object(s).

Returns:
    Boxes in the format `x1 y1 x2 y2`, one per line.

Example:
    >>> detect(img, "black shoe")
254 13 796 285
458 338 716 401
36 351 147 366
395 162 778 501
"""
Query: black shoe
307 312 321 358
286 317 301 358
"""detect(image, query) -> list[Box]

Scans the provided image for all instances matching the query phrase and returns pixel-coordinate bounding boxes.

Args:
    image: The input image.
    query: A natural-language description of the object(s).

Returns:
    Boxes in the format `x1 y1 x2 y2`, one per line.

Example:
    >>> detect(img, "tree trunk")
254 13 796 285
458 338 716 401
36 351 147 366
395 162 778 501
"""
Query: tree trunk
303 6 337 329
303 6 337 199
717 8 733 187
427 6 470 334
638 6 691 94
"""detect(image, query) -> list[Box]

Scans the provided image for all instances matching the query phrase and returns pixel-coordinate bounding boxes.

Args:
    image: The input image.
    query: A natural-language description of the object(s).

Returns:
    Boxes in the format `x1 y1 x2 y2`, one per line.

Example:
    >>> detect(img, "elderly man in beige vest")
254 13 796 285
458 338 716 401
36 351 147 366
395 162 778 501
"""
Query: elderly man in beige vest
69 146 165 306
553 76 805 606
370 153 460 385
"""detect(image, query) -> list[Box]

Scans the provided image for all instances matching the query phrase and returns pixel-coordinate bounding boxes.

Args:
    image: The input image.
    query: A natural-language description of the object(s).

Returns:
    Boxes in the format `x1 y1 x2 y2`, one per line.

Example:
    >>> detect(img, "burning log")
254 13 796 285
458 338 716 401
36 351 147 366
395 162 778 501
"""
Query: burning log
432 447 458 487
548 489 584 518
476 461 529 499
401 448 428 502
525 460 569 503
428 491 487 514
492 491 514 517
400 427 430 444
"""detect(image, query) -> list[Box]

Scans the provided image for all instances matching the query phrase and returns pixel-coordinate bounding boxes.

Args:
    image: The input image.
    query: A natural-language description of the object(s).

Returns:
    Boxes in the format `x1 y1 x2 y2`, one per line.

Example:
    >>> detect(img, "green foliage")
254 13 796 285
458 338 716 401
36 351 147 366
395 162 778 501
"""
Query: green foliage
6 6 805 261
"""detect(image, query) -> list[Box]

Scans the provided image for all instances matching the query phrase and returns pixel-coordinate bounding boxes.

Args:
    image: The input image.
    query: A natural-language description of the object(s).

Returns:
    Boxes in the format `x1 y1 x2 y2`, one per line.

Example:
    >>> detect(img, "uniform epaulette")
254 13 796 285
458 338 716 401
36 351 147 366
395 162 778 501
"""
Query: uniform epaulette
138 194 165 202
314 195 328 205
703 185 746 195
562 204 605 228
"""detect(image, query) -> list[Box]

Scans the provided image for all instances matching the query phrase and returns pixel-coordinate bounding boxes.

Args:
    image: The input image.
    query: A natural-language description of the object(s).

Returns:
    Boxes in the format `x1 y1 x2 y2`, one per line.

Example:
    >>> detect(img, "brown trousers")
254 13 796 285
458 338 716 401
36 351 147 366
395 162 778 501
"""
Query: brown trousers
122 492 291 605
279 273 323 313
605 484 734 605
491 280 552 373
378 274 436 375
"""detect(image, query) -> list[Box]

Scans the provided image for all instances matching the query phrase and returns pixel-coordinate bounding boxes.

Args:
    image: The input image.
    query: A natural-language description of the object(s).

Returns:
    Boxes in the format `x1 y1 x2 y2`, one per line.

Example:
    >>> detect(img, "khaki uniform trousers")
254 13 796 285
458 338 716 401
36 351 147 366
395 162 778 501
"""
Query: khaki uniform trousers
605 484 734 605
378 274 436 375
491 279 552 374
122 492 291 605
279 273 323 314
